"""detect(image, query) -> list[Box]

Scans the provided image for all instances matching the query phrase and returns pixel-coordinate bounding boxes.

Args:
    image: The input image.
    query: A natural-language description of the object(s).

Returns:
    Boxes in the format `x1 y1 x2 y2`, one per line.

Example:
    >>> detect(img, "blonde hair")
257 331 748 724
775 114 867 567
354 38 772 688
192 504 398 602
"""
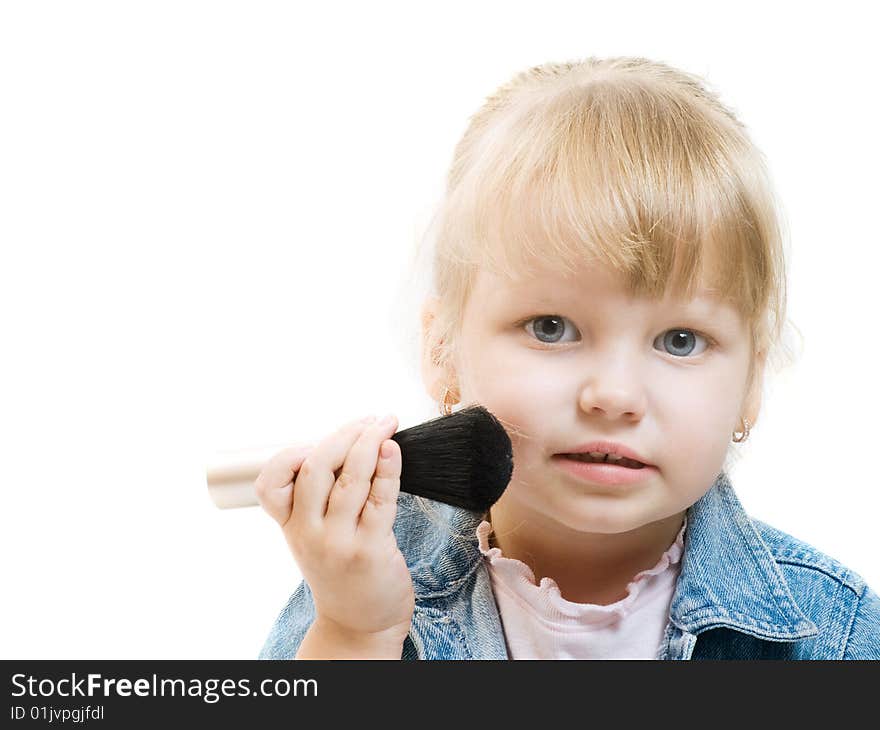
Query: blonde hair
399 56 801 531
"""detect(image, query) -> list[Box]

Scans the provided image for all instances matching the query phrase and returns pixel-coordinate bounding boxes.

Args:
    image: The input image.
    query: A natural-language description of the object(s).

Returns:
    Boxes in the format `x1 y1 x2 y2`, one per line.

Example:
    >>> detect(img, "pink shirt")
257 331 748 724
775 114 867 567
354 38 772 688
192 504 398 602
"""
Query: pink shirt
476 518 687 659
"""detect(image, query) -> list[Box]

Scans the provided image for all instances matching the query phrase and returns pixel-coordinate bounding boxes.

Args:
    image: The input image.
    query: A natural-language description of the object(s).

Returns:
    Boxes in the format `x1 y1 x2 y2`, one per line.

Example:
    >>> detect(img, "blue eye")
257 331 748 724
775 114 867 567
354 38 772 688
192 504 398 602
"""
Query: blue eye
654 329 709 357
523 317 711 357
525 315 578 344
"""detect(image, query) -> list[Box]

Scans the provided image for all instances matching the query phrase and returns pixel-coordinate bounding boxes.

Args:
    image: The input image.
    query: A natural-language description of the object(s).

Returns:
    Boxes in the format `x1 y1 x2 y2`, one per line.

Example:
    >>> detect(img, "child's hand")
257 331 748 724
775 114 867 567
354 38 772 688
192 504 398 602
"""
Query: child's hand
254 414 415 648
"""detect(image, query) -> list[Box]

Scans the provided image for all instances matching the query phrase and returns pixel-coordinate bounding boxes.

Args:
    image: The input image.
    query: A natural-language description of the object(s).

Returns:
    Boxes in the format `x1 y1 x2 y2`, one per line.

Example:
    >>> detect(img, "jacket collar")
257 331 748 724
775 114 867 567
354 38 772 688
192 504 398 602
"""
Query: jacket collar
669 471 818 640
408 471 818 642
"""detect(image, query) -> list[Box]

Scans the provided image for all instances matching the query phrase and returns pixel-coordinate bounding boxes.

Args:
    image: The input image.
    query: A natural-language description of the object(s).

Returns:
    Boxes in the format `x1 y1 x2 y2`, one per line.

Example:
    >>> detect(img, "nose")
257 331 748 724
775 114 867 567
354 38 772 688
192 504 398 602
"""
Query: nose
578 356 646 422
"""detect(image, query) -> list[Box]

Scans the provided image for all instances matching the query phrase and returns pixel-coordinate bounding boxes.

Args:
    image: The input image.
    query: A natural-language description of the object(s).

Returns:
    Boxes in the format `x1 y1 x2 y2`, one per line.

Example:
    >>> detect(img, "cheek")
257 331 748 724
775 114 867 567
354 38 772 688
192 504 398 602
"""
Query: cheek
467 368 553 436
458 344 562 451
654 370 742 484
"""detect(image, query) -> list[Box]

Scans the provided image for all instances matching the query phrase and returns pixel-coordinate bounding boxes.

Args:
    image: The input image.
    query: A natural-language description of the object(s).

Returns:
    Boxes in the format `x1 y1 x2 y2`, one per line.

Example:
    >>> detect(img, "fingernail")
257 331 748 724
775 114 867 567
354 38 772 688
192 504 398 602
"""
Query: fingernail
380 441 393 459
378 413 395 426
361 415 377 424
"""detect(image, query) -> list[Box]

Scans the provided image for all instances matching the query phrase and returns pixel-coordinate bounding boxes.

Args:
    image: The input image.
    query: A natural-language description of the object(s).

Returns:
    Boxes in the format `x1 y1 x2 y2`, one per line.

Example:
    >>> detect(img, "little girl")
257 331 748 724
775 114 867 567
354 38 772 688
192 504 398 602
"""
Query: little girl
256 56 880 660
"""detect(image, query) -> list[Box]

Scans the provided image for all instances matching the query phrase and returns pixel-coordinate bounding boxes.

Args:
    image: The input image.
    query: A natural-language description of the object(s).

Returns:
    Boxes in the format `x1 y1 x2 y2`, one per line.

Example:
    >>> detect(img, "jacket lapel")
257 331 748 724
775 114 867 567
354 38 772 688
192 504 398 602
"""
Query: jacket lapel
670 472 819 641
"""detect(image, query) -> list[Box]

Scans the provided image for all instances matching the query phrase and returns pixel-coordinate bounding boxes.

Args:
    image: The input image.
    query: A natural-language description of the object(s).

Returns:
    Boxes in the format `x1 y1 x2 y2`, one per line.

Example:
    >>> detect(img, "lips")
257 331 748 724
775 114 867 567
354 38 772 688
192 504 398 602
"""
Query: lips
561 453 646 469
552 454 657 487
556 441 654 469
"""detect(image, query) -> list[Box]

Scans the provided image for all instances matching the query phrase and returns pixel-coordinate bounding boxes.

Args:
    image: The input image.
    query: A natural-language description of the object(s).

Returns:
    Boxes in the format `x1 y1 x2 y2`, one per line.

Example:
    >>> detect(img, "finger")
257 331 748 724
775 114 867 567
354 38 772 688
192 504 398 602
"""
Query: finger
324 414 399 533
357 438 402 539
254 443 315 526
292 415 376 526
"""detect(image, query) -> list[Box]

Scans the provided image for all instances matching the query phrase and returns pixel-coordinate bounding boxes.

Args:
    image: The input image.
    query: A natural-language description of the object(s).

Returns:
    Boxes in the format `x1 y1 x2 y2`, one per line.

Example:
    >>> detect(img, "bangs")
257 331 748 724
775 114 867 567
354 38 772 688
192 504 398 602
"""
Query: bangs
436 77 782 326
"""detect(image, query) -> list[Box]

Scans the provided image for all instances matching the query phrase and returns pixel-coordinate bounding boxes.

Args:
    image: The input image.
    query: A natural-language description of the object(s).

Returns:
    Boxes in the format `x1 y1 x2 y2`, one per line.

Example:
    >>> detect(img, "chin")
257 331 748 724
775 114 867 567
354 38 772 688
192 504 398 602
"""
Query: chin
549 503 646 535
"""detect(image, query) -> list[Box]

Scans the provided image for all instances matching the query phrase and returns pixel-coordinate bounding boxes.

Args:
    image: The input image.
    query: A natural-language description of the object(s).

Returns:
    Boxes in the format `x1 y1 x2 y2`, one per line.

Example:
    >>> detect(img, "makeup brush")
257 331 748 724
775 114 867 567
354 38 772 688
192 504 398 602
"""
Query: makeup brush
206 404 513 513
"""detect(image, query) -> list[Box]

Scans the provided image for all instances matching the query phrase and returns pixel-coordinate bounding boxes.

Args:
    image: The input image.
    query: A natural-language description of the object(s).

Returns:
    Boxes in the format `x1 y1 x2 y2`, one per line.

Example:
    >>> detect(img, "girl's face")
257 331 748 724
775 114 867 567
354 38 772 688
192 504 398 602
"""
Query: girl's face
452 260 761 535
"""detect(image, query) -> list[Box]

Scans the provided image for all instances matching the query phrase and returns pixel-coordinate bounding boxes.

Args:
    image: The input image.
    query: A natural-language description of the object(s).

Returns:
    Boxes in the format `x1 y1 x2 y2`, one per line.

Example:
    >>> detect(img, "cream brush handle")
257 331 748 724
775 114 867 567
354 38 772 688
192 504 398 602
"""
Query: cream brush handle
206 443 306 509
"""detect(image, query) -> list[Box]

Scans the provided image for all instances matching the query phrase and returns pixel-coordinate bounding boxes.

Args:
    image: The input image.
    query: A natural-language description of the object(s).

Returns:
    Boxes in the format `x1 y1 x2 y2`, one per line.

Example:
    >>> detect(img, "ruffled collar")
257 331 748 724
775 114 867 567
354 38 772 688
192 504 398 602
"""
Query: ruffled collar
476 517 687 626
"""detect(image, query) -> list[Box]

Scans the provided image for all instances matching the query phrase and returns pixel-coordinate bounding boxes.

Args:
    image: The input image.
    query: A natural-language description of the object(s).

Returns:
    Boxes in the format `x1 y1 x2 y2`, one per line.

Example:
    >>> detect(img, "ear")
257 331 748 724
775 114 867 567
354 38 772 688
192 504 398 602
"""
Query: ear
742 349 767 427
420 297 459 405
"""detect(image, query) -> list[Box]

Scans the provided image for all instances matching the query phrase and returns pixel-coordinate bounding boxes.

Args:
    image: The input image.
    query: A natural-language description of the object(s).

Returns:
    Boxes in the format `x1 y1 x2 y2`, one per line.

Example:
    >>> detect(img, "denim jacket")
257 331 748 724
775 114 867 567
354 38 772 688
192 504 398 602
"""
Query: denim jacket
259 471 880 660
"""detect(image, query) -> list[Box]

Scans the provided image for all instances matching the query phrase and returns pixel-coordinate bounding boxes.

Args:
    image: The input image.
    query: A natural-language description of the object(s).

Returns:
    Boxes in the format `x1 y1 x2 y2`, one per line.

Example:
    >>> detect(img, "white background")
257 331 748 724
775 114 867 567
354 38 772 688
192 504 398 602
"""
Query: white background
1 1 877 659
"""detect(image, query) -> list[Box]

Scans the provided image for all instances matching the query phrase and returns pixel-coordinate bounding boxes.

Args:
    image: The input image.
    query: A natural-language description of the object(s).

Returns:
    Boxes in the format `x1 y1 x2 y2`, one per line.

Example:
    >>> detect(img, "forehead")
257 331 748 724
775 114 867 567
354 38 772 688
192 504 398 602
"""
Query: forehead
472 261 715 306
465 261 747 336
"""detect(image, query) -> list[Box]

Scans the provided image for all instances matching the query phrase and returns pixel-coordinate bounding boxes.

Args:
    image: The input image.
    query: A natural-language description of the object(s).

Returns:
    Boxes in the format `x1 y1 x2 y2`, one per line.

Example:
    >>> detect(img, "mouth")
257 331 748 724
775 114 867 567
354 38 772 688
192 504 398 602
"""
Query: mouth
551 453 656 487
557 453 648 469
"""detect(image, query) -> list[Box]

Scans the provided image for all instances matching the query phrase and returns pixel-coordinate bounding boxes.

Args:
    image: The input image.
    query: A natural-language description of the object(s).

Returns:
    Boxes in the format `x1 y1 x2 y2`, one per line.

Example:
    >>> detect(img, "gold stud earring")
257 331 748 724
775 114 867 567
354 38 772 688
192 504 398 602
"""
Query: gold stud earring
732 416 751 443
439 386 457 416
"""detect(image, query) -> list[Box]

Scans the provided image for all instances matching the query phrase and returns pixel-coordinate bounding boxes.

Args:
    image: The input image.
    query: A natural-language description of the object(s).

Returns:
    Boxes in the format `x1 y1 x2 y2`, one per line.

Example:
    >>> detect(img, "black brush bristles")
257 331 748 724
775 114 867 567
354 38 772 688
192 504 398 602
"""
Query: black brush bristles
389 404 513 512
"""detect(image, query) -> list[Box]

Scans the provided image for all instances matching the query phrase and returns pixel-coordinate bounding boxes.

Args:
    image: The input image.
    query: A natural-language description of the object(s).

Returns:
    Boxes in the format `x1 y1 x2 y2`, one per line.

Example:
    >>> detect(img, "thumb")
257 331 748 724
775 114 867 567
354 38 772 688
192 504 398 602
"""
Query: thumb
254 443 314 526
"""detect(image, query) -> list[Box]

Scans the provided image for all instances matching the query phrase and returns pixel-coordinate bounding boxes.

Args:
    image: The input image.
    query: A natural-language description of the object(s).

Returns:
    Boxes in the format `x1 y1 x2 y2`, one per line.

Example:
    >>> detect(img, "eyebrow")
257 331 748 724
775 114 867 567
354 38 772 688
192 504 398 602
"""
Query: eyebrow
519 281 723 305
502 286 736 324
670 296 725 314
